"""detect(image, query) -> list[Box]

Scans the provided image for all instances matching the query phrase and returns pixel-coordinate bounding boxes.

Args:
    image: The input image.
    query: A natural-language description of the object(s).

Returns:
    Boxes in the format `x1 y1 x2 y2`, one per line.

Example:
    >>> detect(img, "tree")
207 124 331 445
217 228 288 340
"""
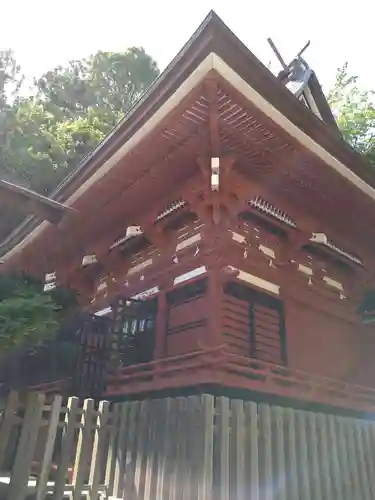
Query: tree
0 272 79 389
0 273 77 352
0 47 159 239
327 63 375 166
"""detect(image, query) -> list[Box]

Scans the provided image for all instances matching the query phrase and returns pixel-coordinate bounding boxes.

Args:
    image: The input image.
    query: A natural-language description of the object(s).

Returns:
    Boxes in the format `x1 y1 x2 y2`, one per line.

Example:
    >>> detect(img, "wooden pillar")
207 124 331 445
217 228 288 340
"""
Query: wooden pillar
154 286 168 359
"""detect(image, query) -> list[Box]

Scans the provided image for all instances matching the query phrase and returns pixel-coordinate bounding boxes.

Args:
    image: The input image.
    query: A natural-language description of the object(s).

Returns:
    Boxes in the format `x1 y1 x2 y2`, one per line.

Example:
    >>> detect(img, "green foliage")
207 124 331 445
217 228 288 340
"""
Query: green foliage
0 46 158 355
327 63 375 166
0 273 78 352
0 47 159 239
0 274 58 351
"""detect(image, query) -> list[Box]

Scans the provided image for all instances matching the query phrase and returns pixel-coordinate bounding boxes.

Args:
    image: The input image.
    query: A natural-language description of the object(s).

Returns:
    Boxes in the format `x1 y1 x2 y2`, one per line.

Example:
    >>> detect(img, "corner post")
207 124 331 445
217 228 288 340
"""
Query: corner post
154 285 168 360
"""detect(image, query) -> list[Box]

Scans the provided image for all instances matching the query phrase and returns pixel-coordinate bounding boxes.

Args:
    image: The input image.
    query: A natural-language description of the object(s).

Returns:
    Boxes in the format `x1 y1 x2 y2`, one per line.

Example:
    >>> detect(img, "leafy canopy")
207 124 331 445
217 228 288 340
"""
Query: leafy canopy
327 63 375 166
0 273 77 352
0 47 159 239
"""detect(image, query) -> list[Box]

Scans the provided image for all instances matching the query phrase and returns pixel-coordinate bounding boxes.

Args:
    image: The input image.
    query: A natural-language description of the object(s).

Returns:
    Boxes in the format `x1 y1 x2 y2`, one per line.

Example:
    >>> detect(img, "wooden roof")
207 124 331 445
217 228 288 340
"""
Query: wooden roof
1 10 375 271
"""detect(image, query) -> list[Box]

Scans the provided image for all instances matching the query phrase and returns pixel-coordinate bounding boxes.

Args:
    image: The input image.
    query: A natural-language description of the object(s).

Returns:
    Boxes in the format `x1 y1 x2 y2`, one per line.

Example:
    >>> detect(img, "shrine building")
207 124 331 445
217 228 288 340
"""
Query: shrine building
2 11 375 412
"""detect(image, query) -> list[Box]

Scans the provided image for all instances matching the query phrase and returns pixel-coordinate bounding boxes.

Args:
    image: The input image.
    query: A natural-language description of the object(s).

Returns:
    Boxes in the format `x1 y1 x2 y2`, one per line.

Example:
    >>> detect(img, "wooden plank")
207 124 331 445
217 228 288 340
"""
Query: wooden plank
184 396 200 500
0 391 18 470
180 397 192 500
259 404 272 500
143 399 158 500
112 402 130 499
217 397 230 500
316 414 333 500
72 398 95 500
133 400 149 498
104 403 120 497
164 397 178 500
171 397 187 500
245 401 259 500
155 398 172 500
7 392 45 500
53 397 80 499
232 399 245 500
327 414 344 500
273 406 286 500
35 395 62 500
344 417 362 500
353 418 371 500
197 394 214 500
336 416 352 500
122 401 140 498
295 411 311 500
285 408 298 500
88 400 110 500
306 412 323 500
361 420 375 499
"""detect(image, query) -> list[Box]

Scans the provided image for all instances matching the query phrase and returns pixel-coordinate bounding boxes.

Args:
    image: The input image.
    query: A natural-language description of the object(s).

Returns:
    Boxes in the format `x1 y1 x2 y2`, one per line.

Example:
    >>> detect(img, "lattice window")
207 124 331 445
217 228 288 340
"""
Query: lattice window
111 297 157 368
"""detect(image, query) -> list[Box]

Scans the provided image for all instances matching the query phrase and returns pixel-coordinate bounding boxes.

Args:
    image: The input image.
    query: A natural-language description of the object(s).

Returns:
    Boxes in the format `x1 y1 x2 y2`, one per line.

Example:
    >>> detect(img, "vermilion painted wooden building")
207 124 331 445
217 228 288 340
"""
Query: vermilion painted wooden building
3 12 375 412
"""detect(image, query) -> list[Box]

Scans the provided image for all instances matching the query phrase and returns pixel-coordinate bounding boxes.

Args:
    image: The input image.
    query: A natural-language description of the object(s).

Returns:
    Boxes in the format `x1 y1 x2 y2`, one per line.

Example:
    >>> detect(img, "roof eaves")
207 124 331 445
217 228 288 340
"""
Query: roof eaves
2 10 375 259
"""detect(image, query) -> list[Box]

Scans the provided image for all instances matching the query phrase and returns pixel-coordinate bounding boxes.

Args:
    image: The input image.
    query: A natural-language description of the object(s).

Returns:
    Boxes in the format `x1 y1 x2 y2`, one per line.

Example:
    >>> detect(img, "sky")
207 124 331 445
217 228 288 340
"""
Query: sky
1 0 374 93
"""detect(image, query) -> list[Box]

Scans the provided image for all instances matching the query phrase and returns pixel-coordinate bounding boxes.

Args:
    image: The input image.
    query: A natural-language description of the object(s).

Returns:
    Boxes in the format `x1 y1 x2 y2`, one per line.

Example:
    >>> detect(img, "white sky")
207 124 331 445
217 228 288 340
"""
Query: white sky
1 0 373 93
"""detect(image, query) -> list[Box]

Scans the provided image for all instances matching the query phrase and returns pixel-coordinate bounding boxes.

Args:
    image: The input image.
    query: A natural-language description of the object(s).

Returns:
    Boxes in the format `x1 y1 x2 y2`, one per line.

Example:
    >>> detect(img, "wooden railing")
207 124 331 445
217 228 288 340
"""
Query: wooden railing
30 344 375 413
107 345 375 413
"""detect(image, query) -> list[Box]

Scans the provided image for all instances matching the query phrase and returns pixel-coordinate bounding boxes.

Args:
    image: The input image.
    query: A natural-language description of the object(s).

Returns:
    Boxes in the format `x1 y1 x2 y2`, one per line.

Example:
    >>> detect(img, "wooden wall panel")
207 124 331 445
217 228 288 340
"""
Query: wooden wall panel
285 299 360 379
168 297 206 330
167 327 206 356
253 303 283 364
166 293 208 357
222 295 250 356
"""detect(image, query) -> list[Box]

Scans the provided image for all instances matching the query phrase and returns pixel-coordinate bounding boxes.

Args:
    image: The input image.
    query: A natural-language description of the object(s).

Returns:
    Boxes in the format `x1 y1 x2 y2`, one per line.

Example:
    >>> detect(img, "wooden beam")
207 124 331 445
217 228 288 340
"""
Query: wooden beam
0 179 74 223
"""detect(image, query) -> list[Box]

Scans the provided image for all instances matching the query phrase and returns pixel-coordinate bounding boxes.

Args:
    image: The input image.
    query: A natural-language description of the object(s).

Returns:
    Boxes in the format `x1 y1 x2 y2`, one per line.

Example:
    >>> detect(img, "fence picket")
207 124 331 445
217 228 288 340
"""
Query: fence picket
7 392 45 500
88 400 110 500
104 402 120 496
1 390 375 500
306 412 323 500
295 410 311 500
112 401 130 498
259 404 273 500
232 399 245 500
35 395 62 500
285 407 298 500
344 417 362 500
245 401 259 500
197 394 214 500
143 399 158 500
53 396 80 499
273 406 286 500
327 414 344 500
72 398 95 500
0 391 19 470
353 418 372 500
217 396 230 500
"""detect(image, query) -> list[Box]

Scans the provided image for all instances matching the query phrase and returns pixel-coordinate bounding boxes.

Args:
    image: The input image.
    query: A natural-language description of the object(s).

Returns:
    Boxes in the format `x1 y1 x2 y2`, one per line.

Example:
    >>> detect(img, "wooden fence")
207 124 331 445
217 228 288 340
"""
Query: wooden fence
0 392 375 499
